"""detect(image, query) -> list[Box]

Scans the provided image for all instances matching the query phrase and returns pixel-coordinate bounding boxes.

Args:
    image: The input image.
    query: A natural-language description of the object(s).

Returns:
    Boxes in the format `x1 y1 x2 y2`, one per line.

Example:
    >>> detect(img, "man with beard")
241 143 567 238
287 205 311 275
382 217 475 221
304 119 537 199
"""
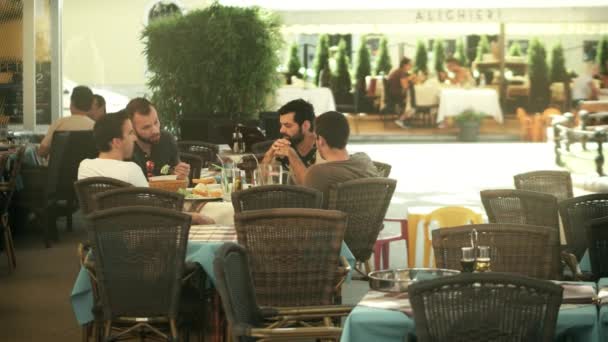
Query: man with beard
126 98 190 180
261 99 320 184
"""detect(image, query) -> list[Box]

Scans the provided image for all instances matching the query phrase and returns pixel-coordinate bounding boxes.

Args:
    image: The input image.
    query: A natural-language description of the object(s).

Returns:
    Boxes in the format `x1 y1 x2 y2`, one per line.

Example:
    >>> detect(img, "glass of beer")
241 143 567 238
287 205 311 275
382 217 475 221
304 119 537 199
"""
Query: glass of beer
460 247 476 273
475 246 491 272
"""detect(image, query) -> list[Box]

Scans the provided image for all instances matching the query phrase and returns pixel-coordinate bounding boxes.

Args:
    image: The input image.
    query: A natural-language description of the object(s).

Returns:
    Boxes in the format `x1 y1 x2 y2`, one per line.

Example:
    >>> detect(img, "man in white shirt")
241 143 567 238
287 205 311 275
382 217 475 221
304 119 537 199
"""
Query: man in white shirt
572 63 599 106
78 112 213 224
38 85 96 157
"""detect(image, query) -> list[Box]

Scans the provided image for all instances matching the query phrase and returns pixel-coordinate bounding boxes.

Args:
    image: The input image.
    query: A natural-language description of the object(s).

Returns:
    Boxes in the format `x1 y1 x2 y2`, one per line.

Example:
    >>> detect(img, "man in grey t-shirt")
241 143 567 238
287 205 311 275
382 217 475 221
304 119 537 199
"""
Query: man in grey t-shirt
303 111 378 207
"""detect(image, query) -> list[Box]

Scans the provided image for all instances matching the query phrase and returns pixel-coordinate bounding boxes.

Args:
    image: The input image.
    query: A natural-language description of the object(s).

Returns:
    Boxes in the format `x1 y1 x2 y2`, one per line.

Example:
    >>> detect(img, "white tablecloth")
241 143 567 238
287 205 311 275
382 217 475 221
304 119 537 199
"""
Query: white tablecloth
274 86 336 116
200 201 234 225
437 88 503 123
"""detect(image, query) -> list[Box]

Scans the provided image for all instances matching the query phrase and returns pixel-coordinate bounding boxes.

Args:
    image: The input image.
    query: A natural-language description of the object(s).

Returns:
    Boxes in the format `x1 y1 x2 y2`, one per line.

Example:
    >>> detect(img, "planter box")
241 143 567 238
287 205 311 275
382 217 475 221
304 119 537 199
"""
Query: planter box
458 121 481 142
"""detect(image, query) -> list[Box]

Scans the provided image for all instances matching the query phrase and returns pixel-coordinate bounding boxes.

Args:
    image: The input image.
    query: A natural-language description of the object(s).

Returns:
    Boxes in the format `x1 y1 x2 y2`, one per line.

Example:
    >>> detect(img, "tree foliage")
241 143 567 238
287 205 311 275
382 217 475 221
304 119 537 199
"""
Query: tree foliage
433 39 446 73
475 35 491 62
287 43 302 79
331 39 352 103
528 38 550 112
375 37 392 75
454 38 468 66
549 43 568 83
313 34 330 86
354 36 372 86
597 36 608 75
508 42 523 57
414 40 428 74
142 3 283 132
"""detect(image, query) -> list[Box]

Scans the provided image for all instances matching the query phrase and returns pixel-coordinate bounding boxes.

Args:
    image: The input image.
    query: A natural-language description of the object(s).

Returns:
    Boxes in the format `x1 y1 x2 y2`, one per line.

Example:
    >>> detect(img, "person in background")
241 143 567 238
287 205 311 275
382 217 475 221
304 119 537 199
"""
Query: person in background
125 98 190 180
303 111 378 207
572 63 600 107
88 94 106 122
78 112 213 224
261 99 322 184
387 57 417 129
38 85 95 157
445 57 474 87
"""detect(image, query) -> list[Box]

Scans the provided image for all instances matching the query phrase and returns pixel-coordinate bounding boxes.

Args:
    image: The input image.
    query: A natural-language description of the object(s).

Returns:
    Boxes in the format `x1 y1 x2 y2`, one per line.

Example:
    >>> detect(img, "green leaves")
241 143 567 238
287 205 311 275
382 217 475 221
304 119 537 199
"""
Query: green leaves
414 40 428 75
597 36 608 75
528 38 550 112
475 35 491 62
508 42 523 57
142 3 283 132
374 37 392 76
331 39 352 103
550 43 569 83
354 37 372 83
454 39 469 67
433 39 446 73
287 43 302 79
454 108 487 124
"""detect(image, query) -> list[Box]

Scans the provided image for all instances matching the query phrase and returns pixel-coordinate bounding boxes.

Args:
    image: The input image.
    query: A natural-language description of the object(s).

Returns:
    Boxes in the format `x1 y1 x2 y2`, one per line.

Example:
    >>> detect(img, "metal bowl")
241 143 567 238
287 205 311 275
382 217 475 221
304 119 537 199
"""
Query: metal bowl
368 268 460 293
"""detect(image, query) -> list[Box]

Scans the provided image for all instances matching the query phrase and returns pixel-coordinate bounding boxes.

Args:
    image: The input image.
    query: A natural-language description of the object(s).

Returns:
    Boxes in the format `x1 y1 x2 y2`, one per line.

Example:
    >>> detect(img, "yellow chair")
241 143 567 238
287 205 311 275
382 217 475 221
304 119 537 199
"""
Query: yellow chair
422 206 483 267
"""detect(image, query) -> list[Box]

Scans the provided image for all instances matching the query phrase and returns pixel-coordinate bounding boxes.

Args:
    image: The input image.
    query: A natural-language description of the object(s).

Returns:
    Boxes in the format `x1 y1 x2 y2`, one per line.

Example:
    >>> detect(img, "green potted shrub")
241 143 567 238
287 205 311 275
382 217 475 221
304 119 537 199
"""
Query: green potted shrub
475 35 491 62
375 37 392 75
454 108 487 142
433 39 446 74
313 34 331 86
509 41 523 57
414 40 428 75
354 36 372 104
142 3 283 133
528 38 550 112
286 43 302 84
454 38 469 67
597 36 608 86
331 39 352 104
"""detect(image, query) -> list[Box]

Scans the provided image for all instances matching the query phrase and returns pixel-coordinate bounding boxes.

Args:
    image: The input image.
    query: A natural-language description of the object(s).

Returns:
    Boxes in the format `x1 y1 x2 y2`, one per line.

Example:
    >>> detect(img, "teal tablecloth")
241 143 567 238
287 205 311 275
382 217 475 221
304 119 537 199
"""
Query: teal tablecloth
70 240 355 325
341 282 600 342
599 278 608 342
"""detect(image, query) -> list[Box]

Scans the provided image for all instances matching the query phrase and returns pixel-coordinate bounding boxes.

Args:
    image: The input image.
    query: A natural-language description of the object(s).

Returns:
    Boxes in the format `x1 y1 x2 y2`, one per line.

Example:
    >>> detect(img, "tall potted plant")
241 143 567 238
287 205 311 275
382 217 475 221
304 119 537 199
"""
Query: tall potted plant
142 3 282 133
433 39 446 75
313 34 331 86
354 36 372 105
509 42 523 57
414 40 428 75
528 38 550 112
286 43 302 84
454 38 468 67
475 35 491 62
331 39 352 105
597 36 608 87
454 109 486 142
550 43 570 109
375 37 392 76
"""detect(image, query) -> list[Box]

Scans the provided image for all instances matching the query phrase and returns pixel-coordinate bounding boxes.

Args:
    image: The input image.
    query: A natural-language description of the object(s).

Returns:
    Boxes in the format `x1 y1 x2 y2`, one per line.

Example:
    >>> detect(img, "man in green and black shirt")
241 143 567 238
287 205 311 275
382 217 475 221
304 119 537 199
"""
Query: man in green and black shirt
261 99 323 184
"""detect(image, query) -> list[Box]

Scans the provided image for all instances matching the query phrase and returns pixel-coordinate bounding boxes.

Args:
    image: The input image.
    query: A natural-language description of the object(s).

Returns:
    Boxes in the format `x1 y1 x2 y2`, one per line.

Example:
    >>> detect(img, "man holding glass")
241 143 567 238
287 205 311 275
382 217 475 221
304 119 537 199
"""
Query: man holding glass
261 99 323 184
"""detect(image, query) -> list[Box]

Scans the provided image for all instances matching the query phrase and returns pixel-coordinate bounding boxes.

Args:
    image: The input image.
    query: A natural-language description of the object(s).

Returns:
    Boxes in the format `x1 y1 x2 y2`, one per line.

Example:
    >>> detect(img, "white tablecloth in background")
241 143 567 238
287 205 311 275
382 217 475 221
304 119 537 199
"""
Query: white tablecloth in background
437 88 503 123
275 86 336 116
200 201 234 225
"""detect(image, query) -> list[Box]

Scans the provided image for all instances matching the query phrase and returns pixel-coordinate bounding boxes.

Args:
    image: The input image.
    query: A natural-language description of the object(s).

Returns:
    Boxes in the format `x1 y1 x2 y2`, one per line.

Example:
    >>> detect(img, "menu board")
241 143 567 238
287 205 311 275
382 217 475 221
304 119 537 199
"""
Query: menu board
36 62 51 124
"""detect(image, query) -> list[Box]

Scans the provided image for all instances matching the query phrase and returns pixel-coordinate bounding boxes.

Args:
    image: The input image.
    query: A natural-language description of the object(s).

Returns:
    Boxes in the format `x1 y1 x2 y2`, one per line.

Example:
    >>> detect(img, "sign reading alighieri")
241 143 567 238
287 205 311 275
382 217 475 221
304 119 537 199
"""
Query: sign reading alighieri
415 9 502 22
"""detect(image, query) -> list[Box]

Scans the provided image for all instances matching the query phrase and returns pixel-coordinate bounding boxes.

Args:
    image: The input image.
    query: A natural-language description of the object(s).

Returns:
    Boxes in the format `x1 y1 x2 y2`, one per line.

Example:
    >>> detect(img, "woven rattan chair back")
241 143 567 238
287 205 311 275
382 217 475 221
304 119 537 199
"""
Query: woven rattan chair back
94 187 185 212
586 216 608 278
231 185 323 213
327 178 397 263
177 140 218 167
234 208 347 307
372 161 392 177
74 177 132 215
179 152 203 186
480 189 559 231
87 206 190 324
409 272 563 342
432 223 561 279
559 193 608 260
514 170 573 202
214 243 266 338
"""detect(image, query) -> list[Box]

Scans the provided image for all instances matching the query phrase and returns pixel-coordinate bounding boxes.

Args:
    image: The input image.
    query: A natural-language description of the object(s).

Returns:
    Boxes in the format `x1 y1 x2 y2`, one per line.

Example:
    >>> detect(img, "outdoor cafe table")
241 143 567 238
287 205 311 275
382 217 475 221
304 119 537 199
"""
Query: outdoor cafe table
70 224 356 325
436 88 503 124
340 281 601 342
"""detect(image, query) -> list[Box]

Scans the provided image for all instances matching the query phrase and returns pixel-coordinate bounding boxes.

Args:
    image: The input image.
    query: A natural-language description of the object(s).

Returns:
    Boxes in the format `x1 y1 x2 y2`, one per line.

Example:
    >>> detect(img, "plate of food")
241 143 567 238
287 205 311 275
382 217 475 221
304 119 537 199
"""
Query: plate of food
179 183 223 201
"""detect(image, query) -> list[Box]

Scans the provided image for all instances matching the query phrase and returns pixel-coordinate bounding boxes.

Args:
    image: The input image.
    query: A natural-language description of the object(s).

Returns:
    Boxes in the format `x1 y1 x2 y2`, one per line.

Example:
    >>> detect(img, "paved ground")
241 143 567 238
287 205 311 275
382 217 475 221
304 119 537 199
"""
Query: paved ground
0 141 571 341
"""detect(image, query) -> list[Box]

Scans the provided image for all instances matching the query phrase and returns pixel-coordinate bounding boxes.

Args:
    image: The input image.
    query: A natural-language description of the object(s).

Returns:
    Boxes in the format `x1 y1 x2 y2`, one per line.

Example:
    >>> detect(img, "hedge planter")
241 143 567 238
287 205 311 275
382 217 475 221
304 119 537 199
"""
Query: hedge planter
458 121 481 142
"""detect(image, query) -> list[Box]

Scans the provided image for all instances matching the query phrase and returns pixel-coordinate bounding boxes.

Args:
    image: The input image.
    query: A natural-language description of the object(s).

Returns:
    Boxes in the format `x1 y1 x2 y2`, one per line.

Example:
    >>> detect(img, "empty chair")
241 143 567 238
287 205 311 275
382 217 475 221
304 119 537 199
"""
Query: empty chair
422 206 483 268
88 206 191 341
74 177 132 215
213 242 349 341
231 185 323 213
432 223 561 279
514 170 573 202
328 178 396 275
409 272 563 342
480 189 559 231
177 140 219 167
586 216 608 278
94 187 184 211
372 161 391 177
234 208 348 307
178 152 203 186
559 193 608 261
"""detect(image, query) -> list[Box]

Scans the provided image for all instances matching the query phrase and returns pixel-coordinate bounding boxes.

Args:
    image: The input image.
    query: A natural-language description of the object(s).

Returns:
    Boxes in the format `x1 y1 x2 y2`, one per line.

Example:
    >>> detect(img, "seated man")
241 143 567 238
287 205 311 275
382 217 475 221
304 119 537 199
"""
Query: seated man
38 85 96 158
388 57 418 129
261 99 322 184
88 94 106 122
303 111 378 206
125 97 190 180
78 112 213 224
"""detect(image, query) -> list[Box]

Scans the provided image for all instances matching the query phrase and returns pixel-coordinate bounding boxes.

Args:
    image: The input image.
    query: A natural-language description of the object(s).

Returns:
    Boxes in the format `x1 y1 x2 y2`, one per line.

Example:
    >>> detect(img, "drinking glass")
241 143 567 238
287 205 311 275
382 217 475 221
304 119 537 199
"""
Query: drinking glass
255 164 283 185
460 247 476 273
475 246 491 272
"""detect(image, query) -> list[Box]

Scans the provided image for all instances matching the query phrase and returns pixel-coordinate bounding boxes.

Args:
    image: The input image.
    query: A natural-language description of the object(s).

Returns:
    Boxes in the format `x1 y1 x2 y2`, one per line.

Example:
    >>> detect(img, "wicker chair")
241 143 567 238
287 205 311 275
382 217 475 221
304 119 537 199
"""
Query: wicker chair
585 216 608 279
94 187 185 211
178 152 203 187
514 170 573 202
480 189 559 231
558 193 608 261
234 208 349 307
0 147 24 272
177 140 219 168
409 272 563 342
372 161 392 177
214 242 350 341
73 177 132 215
231 185 323 213
327 178 397 276
432 223 561 279
87 206 191 341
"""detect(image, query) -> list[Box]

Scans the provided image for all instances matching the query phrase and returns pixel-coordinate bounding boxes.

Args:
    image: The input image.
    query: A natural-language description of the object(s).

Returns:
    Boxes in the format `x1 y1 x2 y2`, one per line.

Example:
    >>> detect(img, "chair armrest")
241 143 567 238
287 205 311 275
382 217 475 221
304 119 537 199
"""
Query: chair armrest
272 305 354 319
248 326 342 339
